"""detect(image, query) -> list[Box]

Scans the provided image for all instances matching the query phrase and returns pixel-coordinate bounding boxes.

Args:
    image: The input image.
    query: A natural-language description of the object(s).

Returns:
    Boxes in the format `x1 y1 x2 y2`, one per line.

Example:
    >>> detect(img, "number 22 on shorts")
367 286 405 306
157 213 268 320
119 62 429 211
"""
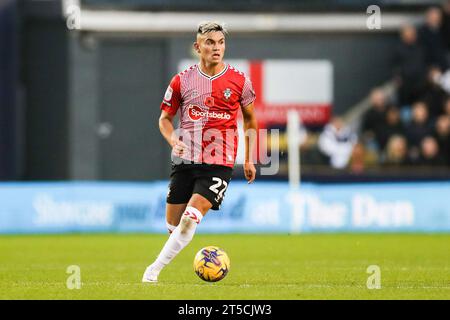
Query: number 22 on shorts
209 177 228 202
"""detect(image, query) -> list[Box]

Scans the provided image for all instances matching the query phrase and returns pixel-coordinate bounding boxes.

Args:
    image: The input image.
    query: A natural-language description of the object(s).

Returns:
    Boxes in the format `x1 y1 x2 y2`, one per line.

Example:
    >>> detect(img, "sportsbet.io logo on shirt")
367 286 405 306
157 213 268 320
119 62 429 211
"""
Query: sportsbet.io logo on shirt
187 105 231 121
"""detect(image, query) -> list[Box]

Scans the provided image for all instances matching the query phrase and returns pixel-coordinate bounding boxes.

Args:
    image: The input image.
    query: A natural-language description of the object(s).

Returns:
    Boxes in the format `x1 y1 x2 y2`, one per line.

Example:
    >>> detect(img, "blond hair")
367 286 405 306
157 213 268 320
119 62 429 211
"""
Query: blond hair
197 21 228 36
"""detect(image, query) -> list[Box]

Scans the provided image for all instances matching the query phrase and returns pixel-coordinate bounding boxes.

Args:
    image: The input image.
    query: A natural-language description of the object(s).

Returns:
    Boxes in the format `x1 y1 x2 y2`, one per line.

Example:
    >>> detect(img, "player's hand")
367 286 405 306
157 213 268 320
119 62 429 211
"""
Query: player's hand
171 139 188 157
244 161 256 184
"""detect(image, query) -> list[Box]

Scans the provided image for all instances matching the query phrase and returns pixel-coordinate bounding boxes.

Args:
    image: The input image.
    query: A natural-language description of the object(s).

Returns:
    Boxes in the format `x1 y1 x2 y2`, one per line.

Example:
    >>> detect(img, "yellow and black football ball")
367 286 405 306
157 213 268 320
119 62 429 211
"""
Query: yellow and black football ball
193 246 230 282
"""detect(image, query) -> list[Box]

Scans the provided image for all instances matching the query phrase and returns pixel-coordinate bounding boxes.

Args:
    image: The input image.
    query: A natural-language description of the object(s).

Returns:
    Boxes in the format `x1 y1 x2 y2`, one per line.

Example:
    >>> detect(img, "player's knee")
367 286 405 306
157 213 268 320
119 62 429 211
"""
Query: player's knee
189 196 212 213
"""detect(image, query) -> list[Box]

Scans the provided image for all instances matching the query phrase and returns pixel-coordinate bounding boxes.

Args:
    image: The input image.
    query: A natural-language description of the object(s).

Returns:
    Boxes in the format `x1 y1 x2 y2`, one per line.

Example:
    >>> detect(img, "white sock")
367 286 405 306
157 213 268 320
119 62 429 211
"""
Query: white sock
166 222 177 234
151 206 203 272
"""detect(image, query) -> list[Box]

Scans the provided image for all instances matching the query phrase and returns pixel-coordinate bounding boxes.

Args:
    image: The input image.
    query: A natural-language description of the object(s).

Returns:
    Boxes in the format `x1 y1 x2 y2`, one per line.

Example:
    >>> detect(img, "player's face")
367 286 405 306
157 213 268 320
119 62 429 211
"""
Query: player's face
195 31 225 65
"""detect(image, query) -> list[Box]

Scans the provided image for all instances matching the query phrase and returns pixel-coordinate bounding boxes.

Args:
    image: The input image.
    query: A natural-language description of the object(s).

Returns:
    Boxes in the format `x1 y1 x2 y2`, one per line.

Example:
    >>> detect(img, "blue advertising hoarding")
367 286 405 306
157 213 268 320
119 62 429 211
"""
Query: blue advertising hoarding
0 181 449 234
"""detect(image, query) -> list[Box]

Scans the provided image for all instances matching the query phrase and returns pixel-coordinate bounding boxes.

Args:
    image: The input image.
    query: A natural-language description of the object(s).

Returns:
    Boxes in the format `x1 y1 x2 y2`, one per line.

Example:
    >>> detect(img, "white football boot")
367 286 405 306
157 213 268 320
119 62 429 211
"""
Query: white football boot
142 265 159 283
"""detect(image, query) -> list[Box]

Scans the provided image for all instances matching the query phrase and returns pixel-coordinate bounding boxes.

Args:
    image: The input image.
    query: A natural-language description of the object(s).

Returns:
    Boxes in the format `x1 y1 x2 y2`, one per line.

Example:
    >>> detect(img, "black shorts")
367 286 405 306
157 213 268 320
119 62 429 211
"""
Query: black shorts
166 162 233 211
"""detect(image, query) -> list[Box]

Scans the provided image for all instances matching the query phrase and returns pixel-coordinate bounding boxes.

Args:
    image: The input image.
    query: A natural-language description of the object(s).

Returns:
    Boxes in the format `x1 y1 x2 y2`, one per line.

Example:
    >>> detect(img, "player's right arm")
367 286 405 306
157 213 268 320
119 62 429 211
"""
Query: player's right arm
159 110 187 157
159 110 176 148
159 75 187 157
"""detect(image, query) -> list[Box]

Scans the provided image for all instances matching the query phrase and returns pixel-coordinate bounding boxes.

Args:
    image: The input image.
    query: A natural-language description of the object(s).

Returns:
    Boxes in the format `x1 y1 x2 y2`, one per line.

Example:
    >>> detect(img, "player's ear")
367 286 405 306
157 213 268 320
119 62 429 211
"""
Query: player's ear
193 42 201 54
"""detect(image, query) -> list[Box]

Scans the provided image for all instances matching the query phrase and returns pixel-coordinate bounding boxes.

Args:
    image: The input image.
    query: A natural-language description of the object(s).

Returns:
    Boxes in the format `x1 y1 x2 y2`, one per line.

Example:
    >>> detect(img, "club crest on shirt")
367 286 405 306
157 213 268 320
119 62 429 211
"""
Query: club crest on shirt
223 88 232 100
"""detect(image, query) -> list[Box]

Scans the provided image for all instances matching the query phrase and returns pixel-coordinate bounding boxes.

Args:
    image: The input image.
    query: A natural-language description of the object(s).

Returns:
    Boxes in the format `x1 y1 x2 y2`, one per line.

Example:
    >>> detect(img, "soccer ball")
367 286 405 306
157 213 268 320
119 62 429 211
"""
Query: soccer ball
193 246 230 282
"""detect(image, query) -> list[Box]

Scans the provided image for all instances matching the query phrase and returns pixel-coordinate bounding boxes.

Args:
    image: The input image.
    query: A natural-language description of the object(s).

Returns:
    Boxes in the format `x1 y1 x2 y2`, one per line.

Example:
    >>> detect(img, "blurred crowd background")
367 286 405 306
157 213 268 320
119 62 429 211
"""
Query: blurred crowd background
0 0 449 183
305 4 450 173
363 5 450 168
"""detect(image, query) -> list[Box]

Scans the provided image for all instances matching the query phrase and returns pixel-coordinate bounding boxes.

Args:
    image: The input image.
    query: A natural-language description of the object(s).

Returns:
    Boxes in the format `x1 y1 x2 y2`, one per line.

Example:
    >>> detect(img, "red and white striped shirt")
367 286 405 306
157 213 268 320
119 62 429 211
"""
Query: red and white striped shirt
160 63 256 168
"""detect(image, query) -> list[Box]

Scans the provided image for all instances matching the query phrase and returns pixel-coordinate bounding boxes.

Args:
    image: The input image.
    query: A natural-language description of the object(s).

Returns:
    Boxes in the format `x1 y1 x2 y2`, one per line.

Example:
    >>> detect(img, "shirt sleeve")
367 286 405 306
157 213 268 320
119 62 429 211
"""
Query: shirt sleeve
240 76 256 108
160 74 181 116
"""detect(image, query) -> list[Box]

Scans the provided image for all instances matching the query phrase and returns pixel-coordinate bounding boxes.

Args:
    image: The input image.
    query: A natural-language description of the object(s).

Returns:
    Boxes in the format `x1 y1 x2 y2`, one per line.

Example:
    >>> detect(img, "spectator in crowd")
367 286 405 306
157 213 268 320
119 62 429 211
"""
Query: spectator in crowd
417 136 446 166
441 0 450 53
434 114 450 165
348 142 366 174
418 7 448 70
393 24 426 106
383 135 410 166
445 96 450 116
406 101 434 150
439 68 450 95
361 88 388 149
318 116 357 169
419 66 449 119
348 141 379 174
376 106 405 151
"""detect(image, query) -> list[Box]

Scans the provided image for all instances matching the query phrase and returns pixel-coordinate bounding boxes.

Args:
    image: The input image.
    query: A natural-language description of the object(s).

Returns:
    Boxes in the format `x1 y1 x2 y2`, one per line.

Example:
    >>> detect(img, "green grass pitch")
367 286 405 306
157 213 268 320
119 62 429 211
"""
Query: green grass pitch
0 233 449 299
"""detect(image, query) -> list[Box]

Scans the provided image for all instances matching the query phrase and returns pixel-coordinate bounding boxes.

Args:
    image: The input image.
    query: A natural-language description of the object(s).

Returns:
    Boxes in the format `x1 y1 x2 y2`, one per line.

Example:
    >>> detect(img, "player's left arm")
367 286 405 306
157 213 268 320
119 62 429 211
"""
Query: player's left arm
241 102 257 184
